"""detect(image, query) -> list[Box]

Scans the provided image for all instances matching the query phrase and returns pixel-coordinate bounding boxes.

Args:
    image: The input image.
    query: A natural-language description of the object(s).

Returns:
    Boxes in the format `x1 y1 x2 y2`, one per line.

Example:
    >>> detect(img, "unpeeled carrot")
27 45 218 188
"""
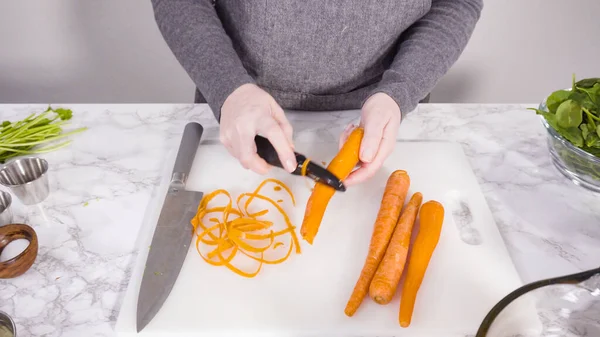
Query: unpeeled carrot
369 192 422 305
399 200 445 327
300 127 364 244
344 170 410 317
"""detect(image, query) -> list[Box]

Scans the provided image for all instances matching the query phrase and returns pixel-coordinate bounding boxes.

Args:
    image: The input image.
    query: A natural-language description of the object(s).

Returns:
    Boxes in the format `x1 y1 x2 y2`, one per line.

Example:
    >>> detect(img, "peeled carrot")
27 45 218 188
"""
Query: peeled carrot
300 127 364 244
399 200 445 327
344 170 410 317
369 192 422 305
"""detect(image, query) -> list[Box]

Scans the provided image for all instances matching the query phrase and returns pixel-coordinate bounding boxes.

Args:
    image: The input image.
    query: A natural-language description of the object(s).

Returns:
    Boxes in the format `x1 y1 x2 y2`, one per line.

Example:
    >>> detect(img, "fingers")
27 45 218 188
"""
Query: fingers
237 134 271 174
258 119 297 172
219 85 296 175
344 118 397 186
339 123 357 150
359 116 387 163
344 136 394 186
271 105 294 149
222 129 271 174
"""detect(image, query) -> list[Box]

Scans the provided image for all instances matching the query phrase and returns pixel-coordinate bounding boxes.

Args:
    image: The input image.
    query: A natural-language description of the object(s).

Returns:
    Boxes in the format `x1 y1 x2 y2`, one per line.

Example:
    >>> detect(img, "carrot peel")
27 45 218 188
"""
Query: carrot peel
191 179 301 278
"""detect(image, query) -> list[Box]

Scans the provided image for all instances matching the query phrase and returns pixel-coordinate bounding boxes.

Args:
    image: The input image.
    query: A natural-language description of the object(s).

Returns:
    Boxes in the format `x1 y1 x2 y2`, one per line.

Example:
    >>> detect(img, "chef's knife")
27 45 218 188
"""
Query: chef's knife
136 122 204 332
254 135 346 192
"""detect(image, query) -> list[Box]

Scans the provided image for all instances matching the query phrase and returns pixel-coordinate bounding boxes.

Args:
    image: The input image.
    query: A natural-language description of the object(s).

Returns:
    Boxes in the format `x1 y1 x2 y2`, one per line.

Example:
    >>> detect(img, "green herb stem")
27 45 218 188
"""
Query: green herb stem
1 121 73 143
28 141 73 153
3 112 51 141
0 127 86 147
0 141 71 155
0 107 86 163
0 145 40 154
0 123 68 142
583 107 600 121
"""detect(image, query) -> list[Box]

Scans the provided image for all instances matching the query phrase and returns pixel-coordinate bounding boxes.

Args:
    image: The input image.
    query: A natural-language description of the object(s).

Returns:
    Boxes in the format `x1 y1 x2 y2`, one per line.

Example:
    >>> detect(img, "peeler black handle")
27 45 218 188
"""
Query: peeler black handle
254 135 347 192
254 135 304 175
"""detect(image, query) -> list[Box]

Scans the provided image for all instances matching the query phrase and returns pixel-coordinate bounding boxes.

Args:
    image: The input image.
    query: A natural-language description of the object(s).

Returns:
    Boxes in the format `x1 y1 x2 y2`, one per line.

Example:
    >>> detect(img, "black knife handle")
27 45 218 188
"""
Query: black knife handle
254 135 304 175
173 122 204 176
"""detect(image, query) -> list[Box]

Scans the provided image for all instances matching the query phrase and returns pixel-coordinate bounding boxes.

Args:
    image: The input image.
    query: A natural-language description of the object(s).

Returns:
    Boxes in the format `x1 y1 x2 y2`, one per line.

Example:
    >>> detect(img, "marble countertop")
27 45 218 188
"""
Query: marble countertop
0 103 598 336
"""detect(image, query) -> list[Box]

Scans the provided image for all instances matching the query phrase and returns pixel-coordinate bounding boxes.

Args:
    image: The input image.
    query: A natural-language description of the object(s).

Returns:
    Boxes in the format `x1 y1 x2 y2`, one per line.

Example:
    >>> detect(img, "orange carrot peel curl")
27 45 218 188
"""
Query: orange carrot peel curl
190 178 301 278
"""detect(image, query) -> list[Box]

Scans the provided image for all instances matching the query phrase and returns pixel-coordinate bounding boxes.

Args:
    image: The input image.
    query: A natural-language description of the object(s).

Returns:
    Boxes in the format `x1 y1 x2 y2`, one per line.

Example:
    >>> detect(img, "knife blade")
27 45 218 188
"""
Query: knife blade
254 135 346 192
136 122 204 332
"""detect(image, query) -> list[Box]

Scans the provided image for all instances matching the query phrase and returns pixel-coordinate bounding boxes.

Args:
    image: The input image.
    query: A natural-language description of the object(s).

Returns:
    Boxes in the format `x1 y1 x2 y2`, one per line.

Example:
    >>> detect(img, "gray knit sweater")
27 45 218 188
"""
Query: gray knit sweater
151 0 483 120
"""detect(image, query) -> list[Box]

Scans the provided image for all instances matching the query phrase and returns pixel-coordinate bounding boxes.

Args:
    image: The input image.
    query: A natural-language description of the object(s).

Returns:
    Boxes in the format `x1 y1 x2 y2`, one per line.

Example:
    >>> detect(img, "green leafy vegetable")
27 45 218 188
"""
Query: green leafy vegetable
575 77 600 88
0 105 87 163
581 124 590 140
556 99 582 128
546 89 571 112
586 133 600 148
530 75 600 157
531 75 600 183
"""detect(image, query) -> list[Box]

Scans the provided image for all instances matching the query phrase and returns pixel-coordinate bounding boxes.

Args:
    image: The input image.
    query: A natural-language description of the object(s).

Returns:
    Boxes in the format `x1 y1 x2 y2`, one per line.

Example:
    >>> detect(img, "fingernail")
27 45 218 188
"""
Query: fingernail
285 159 296 172
361 148 374 162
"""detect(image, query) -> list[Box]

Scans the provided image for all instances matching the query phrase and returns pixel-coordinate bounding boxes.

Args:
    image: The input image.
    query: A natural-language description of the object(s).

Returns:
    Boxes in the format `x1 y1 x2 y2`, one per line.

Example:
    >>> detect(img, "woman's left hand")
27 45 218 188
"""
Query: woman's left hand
340 92 401 186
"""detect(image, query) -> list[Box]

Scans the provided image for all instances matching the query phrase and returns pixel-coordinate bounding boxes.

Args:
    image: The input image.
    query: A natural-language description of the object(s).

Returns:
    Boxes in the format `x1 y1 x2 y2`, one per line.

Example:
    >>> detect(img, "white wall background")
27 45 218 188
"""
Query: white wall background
1 0 599 105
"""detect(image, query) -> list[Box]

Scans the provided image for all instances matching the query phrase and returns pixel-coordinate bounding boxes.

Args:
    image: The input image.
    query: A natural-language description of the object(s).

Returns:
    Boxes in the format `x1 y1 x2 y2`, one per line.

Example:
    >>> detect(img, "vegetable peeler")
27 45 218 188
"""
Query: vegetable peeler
254 135 346 192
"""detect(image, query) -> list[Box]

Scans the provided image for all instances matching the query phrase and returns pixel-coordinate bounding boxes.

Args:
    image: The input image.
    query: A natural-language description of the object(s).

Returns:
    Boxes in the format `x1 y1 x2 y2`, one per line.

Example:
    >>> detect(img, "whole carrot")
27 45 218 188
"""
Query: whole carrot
369 192 422 305
300 127 364 244
344 170 410 317
399 200 444 327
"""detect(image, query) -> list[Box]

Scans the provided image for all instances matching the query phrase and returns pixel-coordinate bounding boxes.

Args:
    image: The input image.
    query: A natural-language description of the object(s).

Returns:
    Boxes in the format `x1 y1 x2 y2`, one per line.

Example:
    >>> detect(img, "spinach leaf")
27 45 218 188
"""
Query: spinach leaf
532 76 600 159
556 99 583 128
528 107 551 117
561 126 584 147
575 77 600 88
581 124 590 140
577 83 600 105
539 110 583 146
583 107 599 129
567 90 595 111
588 118 597 133
585 132 600 148
546 89 571 112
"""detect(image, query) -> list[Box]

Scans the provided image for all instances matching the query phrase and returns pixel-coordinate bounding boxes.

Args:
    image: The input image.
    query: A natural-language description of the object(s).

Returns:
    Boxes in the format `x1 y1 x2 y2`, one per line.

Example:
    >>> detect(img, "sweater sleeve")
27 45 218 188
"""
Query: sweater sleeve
150 0 256 120
367 0 483 115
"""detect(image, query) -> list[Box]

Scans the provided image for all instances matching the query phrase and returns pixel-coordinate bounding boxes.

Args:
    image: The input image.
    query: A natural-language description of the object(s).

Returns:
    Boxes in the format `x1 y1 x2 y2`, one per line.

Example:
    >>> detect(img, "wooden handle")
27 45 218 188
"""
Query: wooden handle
0 223 38 279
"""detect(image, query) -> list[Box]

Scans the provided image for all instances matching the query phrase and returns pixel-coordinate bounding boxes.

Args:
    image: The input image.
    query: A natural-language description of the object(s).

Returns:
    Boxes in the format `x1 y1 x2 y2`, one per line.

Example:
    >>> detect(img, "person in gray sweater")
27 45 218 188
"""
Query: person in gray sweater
151 0 483 185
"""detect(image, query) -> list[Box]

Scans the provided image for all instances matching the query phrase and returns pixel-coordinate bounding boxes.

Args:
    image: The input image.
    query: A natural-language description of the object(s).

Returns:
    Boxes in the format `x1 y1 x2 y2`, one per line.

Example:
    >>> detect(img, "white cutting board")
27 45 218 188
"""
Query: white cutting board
116 140 541 337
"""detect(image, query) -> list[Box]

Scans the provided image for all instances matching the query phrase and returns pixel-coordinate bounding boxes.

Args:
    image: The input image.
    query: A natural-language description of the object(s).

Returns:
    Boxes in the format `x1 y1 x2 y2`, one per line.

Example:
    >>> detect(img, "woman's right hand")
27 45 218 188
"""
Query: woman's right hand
219 83 297 175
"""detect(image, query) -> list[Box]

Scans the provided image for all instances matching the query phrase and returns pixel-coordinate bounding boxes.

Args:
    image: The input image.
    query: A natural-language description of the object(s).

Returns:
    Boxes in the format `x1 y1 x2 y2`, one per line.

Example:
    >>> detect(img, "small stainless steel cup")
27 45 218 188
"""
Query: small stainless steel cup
0 157 49 205
0 310 16 336
0 191 13 226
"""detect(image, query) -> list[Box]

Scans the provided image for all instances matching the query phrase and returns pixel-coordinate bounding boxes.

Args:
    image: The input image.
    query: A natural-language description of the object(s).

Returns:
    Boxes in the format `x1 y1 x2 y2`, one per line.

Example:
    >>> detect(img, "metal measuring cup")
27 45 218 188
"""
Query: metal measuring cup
0 191 12 226
0 310 16 337
0 157 49 205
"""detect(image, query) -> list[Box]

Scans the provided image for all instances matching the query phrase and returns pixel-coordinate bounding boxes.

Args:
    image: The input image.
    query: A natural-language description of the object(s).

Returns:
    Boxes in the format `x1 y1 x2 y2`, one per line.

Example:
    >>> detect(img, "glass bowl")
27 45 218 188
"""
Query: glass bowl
475 267 600 337
538 99 600 193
